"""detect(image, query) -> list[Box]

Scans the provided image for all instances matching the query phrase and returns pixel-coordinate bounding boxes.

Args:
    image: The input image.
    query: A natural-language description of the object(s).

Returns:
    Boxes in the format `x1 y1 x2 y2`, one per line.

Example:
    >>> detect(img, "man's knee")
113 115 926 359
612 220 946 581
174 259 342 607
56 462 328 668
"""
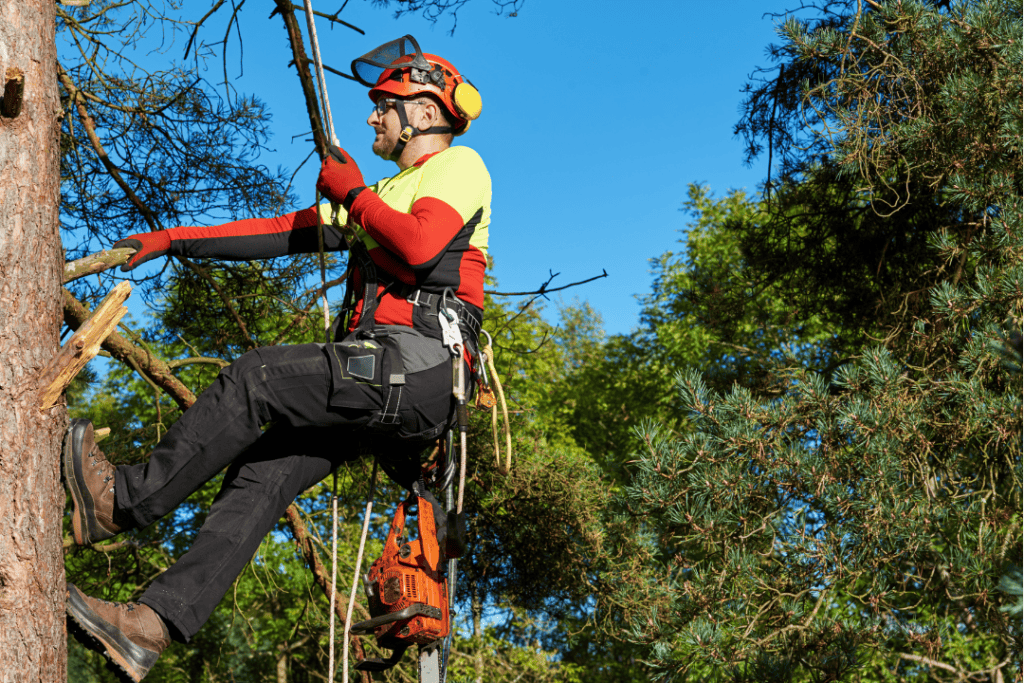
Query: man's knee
218 348 266 386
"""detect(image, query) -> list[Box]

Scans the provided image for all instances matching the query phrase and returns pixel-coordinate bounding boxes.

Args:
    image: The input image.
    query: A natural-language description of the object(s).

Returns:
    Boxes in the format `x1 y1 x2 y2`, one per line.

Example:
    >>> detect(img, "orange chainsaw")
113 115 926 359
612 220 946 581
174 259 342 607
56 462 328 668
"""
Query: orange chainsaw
351 481 465 672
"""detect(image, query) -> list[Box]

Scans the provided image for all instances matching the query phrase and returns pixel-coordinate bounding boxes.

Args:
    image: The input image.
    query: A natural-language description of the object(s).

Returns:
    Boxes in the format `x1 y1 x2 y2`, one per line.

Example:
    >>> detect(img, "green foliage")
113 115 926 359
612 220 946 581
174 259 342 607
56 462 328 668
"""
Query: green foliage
602 1 1023 680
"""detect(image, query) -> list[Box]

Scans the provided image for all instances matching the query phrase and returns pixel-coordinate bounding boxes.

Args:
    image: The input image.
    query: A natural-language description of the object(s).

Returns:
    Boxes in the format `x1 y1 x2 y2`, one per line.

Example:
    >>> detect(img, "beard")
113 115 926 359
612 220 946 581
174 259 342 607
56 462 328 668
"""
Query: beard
371 129 396 160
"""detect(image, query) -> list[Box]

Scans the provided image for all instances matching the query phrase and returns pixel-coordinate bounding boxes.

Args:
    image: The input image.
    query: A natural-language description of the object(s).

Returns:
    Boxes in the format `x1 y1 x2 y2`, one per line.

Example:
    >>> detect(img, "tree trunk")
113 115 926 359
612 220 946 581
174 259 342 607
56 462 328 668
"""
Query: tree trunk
276 650 288 683
0 0 66 681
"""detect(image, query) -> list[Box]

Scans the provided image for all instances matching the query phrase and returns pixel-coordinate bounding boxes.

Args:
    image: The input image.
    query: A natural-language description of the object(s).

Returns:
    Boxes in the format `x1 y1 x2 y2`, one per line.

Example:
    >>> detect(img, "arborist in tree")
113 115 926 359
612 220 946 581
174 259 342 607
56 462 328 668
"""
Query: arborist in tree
63 36 488 682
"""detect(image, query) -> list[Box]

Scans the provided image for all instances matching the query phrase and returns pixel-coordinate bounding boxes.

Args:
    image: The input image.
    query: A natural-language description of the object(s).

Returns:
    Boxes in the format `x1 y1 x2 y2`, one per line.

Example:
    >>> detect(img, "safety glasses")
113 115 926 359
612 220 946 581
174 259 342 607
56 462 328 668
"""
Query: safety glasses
372 98 428 118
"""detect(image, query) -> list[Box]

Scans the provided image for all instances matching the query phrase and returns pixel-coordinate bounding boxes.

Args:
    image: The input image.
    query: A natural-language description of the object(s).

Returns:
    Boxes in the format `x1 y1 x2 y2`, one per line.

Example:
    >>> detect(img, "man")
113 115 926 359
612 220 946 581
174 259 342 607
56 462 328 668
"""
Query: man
64 36 489 682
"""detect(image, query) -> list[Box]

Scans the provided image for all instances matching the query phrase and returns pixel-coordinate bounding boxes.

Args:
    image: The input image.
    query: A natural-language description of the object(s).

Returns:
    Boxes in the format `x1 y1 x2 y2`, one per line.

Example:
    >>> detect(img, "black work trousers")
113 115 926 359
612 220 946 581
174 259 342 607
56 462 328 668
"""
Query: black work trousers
111 343 452 642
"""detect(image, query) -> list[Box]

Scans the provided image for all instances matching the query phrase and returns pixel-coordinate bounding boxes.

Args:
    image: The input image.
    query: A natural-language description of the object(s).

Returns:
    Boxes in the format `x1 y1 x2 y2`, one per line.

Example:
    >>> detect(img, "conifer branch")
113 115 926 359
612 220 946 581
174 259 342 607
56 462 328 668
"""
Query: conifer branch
176 256 256 350
58 63 163 233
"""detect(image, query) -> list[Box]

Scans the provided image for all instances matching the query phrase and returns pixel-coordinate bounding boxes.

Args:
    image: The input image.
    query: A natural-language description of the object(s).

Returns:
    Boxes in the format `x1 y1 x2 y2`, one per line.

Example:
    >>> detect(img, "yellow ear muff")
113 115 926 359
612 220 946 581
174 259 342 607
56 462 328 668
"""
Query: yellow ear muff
453 82 482 121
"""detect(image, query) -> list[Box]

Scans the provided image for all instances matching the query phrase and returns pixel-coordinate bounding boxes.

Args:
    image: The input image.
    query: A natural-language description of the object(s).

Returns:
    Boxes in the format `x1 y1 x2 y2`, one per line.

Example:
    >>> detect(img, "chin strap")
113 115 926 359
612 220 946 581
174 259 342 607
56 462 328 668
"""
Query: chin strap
387 101 454 161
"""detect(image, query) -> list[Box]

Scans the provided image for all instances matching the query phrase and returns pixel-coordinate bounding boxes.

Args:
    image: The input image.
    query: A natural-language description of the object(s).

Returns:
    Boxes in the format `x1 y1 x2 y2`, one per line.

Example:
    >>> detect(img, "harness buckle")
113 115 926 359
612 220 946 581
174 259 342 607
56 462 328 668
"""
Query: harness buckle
405 288 431 308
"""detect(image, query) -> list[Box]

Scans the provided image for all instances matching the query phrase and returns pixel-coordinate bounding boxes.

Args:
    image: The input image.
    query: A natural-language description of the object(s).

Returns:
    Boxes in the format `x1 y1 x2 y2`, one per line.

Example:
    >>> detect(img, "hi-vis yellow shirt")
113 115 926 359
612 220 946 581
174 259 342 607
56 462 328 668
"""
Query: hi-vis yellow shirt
320 145 491 328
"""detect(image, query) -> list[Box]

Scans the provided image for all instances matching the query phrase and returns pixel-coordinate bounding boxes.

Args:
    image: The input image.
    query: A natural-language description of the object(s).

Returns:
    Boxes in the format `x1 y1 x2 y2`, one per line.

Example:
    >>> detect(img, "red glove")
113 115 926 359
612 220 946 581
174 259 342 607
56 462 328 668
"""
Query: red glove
316 145 366 209
112 231 172 271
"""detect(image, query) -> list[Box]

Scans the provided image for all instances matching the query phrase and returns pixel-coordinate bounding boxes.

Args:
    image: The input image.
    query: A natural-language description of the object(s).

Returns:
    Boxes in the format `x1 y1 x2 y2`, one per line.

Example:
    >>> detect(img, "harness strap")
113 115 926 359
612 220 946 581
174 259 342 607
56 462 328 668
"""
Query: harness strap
377 334 407 426
398 285 482 338
347 239 381 336
339 241 482 343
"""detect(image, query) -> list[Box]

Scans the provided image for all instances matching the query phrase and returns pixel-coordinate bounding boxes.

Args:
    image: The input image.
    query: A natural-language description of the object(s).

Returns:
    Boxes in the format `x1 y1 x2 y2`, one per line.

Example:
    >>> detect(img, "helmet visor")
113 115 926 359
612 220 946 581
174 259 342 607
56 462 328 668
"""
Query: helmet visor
351 35 431 88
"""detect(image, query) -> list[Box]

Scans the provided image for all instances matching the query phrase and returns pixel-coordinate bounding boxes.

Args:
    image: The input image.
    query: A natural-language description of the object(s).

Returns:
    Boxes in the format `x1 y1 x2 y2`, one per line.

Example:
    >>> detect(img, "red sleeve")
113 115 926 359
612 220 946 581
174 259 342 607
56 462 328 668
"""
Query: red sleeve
167 207 347 260
348 191 465 272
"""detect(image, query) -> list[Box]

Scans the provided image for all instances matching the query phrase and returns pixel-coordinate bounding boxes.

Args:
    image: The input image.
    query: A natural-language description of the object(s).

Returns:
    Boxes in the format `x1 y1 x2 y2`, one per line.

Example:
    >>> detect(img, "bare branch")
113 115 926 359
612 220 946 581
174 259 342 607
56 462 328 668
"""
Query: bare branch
57 62 162 232
486 269 608 298
286 3 365 34
63 247 135 283
167 357 231 369
183 0 228 61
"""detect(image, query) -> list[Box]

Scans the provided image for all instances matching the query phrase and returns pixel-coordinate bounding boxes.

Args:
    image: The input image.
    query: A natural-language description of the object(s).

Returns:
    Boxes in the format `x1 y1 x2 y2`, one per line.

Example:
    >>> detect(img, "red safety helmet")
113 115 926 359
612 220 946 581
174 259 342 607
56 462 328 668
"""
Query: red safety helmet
352 35 481 136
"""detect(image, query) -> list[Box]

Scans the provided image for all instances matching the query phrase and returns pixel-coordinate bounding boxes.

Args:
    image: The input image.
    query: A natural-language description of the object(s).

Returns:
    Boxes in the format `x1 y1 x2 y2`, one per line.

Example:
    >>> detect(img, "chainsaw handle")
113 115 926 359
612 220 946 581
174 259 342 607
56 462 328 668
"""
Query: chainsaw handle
417 494 440 570
350 602 444 635
387 490 441 571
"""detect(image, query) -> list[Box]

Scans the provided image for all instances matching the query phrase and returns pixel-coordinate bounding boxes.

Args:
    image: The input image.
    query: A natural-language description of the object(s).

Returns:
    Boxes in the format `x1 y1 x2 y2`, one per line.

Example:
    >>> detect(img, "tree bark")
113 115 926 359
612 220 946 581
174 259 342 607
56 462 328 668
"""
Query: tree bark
0 0 66 680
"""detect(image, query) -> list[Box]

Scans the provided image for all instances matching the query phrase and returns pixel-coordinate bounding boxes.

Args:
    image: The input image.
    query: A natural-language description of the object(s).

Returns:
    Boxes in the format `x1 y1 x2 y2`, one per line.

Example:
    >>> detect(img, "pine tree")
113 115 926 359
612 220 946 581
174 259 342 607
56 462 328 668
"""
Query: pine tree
0 1 66 680
609 1 1023 680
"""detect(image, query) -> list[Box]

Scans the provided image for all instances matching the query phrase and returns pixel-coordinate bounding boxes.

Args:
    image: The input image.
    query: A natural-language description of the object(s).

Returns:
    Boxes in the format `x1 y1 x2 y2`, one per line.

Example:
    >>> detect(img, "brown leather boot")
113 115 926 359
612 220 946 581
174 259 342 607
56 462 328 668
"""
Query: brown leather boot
66 584 170 682
63 418 123 544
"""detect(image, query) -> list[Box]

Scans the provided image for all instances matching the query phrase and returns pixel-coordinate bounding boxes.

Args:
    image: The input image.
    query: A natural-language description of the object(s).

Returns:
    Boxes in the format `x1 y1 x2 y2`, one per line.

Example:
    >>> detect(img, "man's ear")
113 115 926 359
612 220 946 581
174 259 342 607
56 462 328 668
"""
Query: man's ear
415 100 442 132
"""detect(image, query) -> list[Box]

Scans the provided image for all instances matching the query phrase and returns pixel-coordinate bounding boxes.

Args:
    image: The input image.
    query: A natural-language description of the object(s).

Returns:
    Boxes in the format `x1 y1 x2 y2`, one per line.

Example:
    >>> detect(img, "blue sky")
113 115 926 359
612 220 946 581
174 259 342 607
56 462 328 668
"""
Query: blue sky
100 0 794 336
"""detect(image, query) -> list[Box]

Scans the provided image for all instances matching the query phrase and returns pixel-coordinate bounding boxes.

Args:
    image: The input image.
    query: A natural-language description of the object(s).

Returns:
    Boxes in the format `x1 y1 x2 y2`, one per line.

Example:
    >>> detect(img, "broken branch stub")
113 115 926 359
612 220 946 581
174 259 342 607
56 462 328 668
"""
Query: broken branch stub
63 247 135 283
62 288 198 410
38 281 131 410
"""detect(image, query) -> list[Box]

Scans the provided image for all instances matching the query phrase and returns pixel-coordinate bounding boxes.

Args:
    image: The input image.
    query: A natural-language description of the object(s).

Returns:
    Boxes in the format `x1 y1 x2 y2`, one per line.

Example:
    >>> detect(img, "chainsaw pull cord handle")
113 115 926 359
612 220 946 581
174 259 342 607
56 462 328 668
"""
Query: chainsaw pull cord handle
342 459 378 683
479 330 512 475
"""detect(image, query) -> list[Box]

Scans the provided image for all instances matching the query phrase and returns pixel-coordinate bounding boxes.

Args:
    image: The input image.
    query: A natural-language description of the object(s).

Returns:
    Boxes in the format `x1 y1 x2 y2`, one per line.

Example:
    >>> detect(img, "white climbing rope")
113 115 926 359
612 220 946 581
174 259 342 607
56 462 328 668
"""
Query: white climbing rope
343 460 378 682
298 3 345 679
302 0 338 147
328 471 339 680
304 0 335 346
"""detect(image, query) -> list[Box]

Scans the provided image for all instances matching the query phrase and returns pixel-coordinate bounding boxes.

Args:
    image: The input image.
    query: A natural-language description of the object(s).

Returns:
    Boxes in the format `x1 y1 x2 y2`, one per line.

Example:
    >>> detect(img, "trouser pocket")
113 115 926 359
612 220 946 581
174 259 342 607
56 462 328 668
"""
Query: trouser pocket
325 334 407 431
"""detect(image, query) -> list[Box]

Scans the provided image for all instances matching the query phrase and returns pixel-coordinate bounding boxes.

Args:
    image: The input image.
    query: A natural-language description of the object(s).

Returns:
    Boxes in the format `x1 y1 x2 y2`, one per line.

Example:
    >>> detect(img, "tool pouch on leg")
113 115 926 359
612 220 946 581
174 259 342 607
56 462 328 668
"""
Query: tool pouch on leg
325 332 406 432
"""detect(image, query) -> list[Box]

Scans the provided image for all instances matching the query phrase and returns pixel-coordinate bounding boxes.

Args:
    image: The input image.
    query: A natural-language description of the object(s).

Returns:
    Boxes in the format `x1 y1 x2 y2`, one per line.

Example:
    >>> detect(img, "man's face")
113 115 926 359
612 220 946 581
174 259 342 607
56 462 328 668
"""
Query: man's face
367 98 436 160
367 98 402 160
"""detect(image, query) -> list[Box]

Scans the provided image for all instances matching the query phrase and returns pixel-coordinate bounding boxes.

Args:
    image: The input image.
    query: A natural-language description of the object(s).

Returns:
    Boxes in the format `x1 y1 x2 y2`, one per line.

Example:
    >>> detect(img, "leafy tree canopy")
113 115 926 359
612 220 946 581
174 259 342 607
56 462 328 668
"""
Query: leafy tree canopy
601 1 1023 681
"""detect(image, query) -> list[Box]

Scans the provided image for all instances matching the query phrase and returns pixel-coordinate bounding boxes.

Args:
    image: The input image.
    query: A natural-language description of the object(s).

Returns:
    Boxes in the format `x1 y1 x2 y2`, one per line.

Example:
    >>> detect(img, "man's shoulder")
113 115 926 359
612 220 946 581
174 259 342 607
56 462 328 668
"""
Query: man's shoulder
423 146 490 186
428 145 486 169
